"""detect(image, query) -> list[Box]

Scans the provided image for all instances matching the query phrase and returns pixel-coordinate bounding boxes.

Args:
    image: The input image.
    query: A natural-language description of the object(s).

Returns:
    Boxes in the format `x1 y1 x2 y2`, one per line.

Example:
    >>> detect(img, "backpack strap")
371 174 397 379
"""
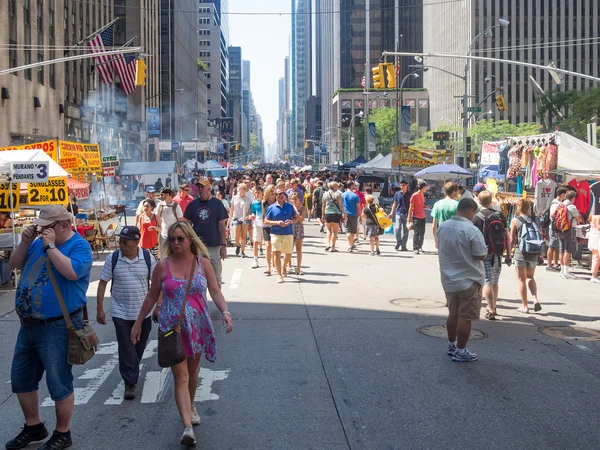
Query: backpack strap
110 250 120 294
142 248 152 288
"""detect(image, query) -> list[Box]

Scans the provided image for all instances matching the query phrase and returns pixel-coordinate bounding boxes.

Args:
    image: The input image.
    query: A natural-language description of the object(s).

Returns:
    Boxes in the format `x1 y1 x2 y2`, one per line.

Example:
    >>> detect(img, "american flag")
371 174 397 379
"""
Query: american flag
115 42 137 96
361 76 365 88
88 24 114 84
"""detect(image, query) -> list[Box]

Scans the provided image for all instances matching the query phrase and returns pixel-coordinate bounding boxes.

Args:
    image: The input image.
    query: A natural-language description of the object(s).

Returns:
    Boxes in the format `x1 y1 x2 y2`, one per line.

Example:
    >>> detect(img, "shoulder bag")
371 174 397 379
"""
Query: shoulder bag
157 258 196 368
46 260 99 366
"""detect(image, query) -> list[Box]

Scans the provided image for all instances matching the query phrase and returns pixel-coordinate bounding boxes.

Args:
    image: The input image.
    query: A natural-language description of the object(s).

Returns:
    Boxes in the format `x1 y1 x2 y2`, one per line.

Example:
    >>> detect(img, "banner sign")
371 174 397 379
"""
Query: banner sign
368 123 376 156
11 161 49 183
58 157 78 170
0 183 20 212
398 147 454 168
480 141 501 166
0 140 58 161
220 118 233 138
400 106 411 144
59 141 102 174
27 178 68 205
147 108 161 136
101 155 120 168
102 167 116 177
392 146 402 167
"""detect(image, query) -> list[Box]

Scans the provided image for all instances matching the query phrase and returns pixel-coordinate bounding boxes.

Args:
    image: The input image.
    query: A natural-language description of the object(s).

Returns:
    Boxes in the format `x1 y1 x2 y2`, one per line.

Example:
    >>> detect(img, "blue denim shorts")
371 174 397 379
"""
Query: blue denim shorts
12 311 84 402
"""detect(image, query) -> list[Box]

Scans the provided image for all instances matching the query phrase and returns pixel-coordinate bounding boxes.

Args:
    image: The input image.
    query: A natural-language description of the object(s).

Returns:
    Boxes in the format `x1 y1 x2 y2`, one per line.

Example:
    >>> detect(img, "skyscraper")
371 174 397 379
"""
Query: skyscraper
423 0 600 128
292 0 312 155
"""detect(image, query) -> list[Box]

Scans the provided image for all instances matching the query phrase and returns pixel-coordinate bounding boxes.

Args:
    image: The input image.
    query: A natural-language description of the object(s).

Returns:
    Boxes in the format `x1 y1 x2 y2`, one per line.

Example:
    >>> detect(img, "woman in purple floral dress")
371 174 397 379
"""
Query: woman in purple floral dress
132 221 233 447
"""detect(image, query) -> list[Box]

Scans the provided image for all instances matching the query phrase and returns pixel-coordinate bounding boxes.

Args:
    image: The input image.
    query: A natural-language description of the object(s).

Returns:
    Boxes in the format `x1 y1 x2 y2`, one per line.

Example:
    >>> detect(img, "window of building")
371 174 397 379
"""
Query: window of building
49 7 55 43
37 52 44 84
207 99 211 104
50 64 55 89
37 0 43 30
24 49 32 80
24 0 31 25
9 40 17 75
207 83 211 89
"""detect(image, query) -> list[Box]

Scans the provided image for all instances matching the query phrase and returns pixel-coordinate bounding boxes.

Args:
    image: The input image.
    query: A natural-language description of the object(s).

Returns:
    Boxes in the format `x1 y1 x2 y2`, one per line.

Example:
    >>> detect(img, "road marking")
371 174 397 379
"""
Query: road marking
229 269 242 290
105 364 145 405
194 367 231 402
141 368 172 403
575 344 591 352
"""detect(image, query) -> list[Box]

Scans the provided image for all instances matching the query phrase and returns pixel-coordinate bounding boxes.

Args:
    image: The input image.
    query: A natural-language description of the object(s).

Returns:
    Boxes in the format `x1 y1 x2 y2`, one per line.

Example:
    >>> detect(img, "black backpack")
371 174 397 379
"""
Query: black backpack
477 211 506 256
110 249 152 293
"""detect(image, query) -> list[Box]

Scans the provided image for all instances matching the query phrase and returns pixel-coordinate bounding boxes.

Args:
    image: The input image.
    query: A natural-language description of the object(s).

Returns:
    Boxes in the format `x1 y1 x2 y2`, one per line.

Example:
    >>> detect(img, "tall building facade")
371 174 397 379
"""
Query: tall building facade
160 0 199 149
198 0 229 120
423 0 600 129
227 46 246 147
292 0 312 154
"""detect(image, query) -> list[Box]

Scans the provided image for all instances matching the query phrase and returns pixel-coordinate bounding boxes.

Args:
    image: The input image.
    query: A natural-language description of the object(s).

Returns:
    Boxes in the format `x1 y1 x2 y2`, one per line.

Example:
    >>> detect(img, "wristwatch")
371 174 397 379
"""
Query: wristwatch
44 243 56 252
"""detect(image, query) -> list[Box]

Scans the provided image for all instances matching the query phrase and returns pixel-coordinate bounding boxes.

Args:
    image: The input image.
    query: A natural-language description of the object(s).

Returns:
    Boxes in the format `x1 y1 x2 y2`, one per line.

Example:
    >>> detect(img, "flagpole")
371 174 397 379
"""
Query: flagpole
94 36 137 68
64 18 119 56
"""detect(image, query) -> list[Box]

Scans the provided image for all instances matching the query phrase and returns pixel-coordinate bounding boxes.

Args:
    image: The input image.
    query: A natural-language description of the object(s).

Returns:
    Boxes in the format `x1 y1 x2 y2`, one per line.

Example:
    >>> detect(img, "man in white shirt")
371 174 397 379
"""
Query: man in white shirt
156 188 185 258
437 199 488 363
559 190 583 279
546 187 567 271
96 226 157 400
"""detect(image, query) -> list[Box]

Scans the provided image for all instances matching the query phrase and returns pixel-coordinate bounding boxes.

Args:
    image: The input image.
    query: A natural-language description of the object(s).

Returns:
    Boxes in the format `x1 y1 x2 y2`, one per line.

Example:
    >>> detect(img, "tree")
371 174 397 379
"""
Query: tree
250 133 261 152
367 108 397 154
468 121 543 151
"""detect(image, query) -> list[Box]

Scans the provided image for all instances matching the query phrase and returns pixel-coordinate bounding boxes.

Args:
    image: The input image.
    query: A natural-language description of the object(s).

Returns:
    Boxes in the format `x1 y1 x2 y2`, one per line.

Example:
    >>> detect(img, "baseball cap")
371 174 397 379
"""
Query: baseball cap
33 205 73 226
196 177 211 187
473 183 487 193
117 226 141 240
145 186 156 193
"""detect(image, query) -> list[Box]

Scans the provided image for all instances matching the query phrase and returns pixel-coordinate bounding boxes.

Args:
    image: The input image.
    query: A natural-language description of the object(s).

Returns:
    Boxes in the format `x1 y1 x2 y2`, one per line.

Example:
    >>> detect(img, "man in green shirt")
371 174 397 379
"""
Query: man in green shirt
432 181 460 248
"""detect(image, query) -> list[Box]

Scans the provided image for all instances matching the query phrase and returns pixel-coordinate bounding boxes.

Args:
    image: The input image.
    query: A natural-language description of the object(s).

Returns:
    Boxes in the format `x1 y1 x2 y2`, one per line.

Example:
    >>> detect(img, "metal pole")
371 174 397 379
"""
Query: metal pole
364 0 370 160
395 0 400 146
462 57 469 168
168 4 172 142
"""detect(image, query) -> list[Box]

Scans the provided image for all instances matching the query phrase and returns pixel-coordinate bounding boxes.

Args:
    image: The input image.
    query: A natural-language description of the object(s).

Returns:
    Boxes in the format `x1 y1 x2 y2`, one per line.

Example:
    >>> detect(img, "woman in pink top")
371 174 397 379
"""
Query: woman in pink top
408 181 428 254
131 221 233 446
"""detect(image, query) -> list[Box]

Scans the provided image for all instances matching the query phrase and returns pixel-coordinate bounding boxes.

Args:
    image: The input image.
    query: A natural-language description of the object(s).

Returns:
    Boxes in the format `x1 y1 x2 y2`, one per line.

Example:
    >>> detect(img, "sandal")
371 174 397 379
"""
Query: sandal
330 248 339 252
516 307 530 314
324 246 331 252
277 276 285 284
296 270 305 275
534 302 542 312
264 270 272 276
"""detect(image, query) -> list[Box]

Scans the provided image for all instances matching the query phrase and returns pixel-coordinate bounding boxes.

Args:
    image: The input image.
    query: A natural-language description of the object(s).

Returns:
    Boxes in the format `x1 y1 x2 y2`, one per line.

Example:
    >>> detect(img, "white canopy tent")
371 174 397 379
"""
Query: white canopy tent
0 149 68 180
555 131 600 175
357 153 384 170
121 161 177 188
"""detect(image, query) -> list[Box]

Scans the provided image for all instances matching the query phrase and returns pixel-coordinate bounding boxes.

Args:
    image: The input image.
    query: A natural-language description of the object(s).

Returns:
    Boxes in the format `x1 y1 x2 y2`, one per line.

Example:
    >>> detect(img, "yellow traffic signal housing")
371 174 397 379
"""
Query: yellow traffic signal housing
135 59 147 86
304 141 309 149
495 93 507 112
386 63 397 89
372 64 385 89
235 144 240 151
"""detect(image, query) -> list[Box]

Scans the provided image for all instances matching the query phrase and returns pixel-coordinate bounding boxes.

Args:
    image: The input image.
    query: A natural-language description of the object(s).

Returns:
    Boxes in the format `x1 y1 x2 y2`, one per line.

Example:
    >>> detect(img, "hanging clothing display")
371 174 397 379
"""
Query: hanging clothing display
568 178 591 215
534 178 557 215
590 182 600 216
507 144 523 179
544 141 558 176
516 175 523 195
498 143 510 175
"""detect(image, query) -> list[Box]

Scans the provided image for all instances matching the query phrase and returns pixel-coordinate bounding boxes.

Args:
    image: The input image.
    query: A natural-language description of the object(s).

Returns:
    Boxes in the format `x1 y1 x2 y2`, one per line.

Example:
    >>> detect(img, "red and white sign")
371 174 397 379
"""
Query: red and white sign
102 167 115 177
480 141 501 166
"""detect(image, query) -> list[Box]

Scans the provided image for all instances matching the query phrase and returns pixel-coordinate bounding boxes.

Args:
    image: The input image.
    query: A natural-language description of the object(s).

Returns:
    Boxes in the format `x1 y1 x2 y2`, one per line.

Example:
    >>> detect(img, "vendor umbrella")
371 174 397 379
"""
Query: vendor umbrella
414 163 474 181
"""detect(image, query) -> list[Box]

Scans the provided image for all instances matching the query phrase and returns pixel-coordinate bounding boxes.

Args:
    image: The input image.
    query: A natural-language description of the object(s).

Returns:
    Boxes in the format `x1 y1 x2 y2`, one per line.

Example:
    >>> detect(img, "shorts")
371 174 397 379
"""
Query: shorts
515 258 537 268
445 283 482 321
346 215 359 234
365 224 381 238
325 213 341 224
588 228 600 251
558 228 577 254
483 254 502 285
253 226 264 243
548 227 560 249
293 224 305 241
262 227 271 242
272 234 293 254
12 311 84 402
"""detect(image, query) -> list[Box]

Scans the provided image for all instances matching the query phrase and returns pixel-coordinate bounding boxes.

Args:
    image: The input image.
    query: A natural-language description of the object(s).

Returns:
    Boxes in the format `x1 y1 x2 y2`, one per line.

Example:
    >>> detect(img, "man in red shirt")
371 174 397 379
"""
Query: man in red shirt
173 183 194 214
408 181 428 254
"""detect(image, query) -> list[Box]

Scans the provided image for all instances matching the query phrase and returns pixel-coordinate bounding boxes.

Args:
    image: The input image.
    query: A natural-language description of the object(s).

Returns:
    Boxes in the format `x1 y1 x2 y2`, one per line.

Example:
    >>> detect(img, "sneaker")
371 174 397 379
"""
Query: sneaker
348 247 353 253
235 245 240 256
351 244 357 249
447 343 457 356
370 251 375 256
591 277 600 284
452 349 478 362
5 423 49 450
251 258 259 269
414 249 419 255
240 252 246 258
180 425 196 446
394 244 400 251
401 247 408 252
124 384 136 400
376 249 381 255
37 430 72 450
545 265 555 271
561 273 576 279
191 406 201 426
324 246 331 252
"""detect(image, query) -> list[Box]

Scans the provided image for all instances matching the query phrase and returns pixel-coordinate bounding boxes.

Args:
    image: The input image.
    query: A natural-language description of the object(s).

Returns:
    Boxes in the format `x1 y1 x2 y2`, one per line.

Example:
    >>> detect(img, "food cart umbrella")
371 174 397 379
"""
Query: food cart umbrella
414 163 474 181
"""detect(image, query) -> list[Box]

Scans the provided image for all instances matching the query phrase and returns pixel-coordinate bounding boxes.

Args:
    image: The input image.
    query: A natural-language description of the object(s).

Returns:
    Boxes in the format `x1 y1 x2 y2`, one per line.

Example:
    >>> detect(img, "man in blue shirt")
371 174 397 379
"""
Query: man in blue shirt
389 181 412 251
342 181 361 252
7 205 92 450
264 187 297 283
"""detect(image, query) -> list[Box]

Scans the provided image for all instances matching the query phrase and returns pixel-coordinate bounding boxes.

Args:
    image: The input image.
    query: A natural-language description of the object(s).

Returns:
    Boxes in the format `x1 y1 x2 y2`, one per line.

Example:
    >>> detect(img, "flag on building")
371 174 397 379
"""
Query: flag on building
88 24 115 84
361 76 365 88
115 42 137 95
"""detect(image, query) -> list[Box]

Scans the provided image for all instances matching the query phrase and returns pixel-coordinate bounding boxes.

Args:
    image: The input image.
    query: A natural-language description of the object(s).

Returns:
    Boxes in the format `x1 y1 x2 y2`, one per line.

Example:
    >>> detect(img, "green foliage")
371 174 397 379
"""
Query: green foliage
468 121 543 151
197 60 209 71
250 133 261 151
537 88 600 142
368 108 397 153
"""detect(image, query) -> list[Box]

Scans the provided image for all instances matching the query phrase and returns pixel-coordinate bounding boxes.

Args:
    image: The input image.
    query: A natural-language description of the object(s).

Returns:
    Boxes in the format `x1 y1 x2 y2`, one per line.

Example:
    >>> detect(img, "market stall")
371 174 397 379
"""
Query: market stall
121 161 177 193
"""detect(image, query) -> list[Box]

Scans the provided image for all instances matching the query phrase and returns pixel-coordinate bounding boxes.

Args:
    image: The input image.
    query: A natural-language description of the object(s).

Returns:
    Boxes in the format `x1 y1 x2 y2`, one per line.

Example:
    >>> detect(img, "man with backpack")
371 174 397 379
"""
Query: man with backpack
472 191 512 320
96 226 157 400
546 187 568 272
156 188 185 258
553 190 583 279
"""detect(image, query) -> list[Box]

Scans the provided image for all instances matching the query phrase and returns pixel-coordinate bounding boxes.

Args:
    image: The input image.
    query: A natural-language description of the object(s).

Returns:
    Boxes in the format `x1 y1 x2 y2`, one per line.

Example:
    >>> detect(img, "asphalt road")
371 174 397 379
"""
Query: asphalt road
1 222 599 449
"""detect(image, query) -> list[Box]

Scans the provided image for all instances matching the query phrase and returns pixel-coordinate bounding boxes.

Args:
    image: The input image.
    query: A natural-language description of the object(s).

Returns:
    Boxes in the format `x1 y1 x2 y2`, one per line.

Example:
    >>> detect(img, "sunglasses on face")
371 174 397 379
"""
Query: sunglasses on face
276 193 285 196
38 221 59 232
168 235 186 243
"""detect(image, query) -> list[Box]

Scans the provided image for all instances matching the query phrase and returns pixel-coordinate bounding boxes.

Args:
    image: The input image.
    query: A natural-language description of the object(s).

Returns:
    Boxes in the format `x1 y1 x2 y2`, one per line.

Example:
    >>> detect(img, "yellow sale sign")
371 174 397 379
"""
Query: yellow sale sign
59 141 102 173
58 157 78 170
0 183 20 212
27 178 68 205
0 140 58 161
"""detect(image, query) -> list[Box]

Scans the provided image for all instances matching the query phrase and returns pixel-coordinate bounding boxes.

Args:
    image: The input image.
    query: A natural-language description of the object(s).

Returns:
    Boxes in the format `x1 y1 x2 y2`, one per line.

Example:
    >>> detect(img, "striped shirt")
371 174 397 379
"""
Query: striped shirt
99 248 157 321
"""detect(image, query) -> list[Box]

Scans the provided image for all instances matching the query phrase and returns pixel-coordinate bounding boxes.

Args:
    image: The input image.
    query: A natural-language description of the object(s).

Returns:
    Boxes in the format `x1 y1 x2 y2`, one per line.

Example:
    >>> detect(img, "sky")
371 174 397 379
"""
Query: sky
227 0 291 146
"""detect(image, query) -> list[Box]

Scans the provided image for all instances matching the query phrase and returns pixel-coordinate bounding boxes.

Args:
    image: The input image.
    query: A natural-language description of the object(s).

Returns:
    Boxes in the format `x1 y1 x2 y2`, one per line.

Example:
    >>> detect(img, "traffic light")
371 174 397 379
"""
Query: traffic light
235 144 240 151
385 63 396 89
495 93 507 112
304 141 309 149
135 59 147 86
372 64 385 89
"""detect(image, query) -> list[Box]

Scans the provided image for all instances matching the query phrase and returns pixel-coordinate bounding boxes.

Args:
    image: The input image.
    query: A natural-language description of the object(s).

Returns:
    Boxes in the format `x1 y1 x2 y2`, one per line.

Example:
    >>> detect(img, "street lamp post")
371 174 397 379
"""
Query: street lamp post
349 111 364 162
462 18 510 168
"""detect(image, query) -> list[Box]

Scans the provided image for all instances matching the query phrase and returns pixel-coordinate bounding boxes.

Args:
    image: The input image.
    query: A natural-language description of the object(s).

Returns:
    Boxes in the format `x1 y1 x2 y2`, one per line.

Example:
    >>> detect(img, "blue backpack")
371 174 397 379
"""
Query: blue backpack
518 217 544 254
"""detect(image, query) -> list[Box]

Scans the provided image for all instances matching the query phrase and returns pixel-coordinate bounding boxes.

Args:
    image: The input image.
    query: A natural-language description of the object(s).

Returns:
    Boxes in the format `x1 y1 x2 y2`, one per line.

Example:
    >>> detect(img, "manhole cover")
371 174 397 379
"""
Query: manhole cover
539 326 600 342
417 325 487 340
390 298 446 308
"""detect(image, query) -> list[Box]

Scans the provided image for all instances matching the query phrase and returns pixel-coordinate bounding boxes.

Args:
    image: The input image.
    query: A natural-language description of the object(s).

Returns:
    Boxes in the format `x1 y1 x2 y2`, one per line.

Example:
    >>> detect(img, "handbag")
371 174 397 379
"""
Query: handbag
157 259 196 368
46 260 99 366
